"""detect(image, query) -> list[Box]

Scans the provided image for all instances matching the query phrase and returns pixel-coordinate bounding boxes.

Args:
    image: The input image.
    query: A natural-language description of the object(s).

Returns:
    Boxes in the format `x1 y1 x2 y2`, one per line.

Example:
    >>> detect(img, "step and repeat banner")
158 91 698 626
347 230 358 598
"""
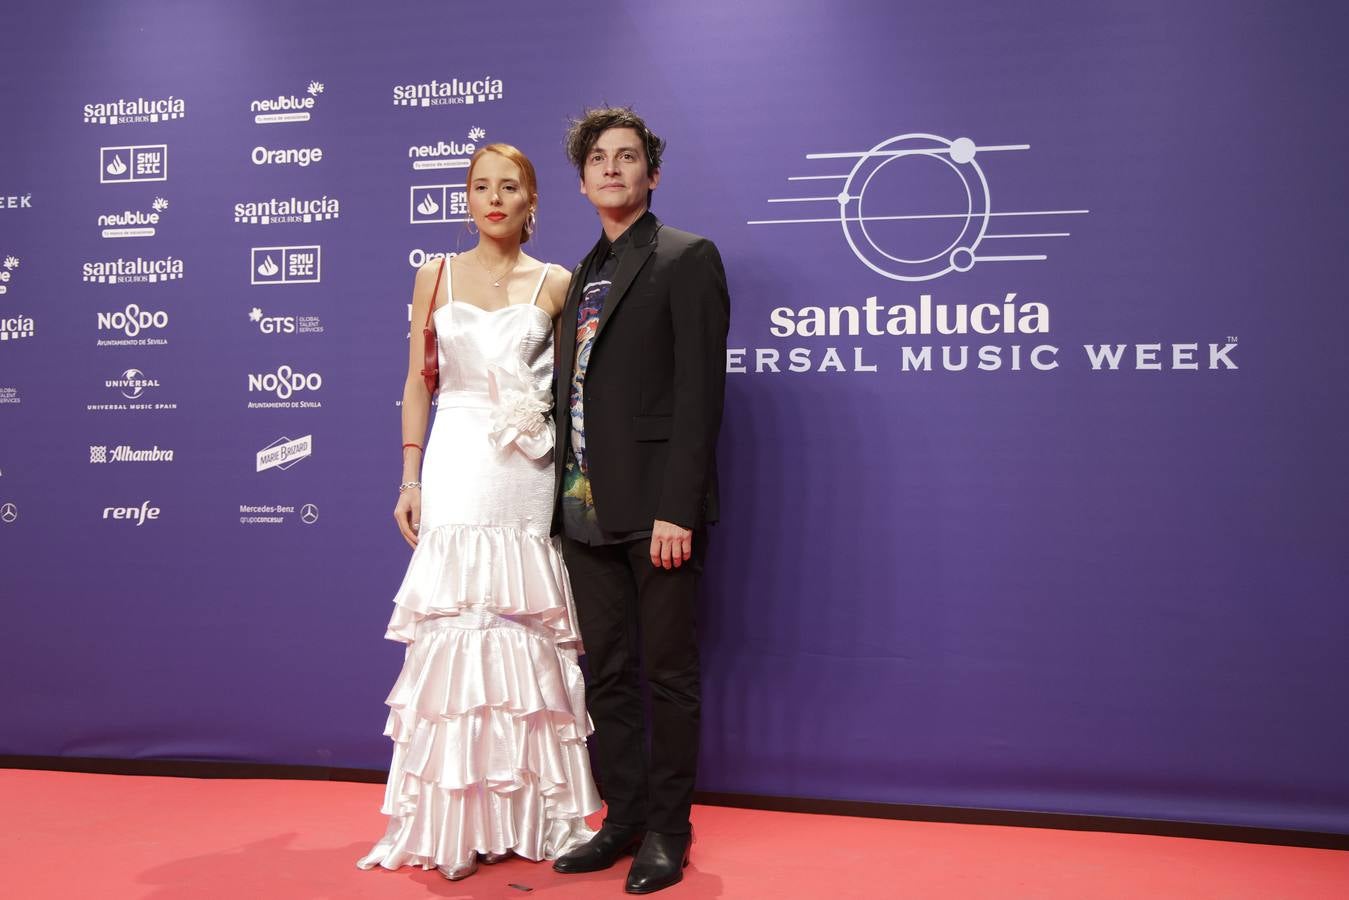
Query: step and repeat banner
3 1 1347 833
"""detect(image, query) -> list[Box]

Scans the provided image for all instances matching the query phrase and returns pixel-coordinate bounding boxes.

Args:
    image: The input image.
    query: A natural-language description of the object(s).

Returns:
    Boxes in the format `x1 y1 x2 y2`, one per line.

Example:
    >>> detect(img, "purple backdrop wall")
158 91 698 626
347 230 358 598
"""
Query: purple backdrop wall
2 0 1347 834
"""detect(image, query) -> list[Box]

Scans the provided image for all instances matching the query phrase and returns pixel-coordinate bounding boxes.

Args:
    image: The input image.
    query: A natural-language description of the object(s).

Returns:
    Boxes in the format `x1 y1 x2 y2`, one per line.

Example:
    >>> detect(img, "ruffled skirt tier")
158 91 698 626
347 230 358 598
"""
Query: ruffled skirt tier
358 524 599 873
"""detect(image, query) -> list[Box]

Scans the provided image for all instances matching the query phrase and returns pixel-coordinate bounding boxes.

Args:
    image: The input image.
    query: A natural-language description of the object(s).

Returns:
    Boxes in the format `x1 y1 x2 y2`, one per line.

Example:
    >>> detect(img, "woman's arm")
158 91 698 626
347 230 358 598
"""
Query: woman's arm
393 259 446 547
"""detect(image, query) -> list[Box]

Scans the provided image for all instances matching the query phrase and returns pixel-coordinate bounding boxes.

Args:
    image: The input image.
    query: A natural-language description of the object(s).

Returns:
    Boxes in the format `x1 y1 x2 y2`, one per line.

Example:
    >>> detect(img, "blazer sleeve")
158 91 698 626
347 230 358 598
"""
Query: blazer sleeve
657 237 730 529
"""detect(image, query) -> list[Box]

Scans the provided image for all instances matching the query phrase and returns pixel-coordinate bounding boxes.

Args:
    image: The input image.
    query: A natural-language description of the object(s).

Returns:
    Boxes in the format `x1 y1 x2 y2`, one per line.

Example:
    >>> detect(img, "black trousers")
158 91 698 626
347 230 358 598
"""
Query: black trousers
561 532 704 835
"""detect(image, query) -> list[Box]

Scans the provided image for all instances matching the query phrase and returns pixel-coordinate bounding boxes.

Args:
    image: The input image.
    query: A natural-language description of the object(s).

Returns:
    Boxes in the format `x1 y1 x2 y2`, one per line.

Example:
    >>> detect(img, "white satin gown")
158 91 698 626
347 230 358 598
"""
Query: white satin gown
358 263 599 874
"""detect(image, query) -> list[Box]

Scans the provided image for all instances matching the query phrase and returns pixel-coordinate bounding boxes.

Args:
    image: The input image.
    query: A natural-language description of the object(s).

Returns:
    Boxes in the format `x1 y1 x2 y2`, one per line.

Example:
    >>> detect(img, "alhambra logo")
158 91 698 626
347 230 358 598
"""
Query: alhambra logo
101 145 168 184
252 81 324 124
90 444 175 464
82 256 184 284
99 197 168 238
234 195 340 225
84 95 185 126
393 77 503 107
409 126 485 171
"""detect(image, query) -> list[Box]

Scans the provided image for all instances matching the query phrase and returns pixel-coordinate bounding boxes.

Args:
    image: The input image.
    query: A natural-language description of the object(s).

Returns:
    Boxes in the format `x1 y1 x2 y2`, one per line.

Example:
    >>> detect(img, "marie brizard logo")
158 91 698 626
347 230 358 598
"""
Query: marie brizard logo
749 133 1088 281
256 434 313 472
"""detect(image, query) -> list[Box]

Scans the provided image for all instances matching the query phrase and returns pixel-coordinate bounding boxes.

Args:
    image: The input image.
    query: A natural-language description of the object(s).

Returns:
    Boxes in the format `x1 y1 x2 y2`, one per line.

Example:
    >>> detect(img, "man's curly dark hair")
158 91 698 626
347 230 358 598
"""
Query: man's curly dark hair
565 106 666 205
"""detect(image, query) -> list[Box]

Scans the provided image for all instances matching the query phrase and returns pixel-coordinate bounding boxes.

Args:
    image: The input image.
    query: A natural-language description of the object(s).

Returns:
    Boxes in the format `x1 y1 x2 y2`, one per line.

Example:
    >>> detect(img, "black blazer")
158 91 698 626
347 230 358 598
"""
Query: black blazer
552 211 730 534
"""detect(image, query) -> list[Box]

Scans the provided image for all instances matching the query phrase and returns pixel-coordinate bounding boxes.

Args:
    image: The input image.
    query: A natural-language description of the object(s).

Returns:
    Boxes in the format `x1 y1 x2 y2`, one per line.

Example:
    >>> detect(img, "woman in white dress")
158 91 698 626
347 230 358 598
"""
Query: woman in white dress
358 144 600 882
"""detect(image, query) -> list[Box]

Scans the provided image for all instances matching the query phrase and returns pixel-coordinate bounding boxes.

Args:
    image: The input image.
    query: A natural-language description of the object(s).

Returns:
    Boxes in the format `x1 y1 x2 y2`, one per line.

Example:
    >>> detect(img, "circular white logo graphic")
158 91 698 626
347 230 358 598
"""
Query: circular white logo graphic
300 503 319 524
0 502 17 524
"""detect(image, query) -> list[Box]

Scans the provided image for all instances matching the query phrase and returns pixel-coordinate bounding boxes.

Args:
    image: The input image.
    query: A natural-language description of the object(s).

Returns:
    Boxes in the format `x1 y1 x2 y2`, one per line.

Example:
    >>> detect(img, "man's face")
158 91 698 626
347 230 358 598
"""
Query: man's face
579 127 659 217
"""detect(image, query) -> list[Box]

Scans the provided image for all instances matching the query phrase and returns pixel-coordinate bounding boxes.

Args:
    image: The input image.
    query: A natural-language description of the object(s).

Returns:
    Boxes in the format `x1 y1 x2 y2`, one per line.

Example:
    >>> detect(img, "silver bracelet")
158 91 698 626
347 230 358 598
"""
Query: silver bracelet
398 481 422 492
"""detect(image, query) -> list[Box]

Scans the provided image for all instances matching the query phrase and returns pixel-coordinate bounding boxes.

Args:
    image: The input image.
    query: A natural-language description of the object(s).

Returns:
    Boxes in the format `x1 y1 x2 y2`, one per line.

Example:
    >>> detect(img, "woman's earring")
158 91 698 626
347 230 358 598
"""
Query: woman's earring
526 210 537 238
467 218 478 236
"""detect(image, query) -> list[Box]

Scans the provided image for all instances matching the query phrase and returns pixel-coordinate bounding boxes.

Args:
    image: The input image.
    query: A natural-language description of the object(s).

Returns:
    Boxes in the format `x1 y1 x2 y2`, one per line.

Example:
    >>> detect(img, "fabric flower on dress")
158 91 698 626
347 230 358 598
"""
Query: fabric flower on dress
487 364 554 459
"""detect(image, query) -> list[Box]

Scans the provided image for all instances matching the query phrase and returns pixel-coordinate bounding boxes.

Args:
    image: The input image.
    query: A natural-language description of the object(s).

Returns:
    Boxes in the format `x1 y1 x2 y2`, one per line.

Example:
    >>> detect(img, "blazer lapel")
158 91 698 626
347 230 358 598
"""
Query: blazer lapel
595 213 661 342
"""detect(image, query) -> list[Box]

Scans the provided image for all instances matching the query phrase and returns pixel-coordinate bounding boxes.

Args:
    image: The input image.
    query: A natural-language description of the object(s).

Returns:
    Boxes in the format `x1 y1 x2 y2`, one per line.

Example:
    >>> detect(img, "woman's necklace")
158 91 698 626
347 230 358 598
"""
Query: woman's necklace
473 250 520 288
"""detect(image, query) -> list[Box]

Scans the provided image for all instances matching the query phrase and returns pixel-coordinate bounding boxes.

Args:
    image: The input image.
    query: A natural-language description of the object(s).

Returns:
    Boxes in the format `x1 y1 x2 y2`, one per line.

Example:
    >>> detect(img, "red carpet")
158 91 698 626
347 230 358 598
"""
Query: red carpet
3 770 1346 899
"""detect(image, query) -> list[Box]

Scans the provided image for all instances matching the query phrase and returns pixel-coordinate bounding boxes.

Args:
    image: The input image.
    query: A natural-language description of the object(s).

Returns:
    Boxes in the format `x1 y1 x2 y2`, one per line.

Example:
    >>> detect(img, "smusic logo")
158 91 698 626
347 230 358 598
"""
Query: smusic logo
393 76 503 107
101 145 168 184
99 197 168 238
84 95 185 126
82 256 184 284
234 194 340 225
251 246 320 285
251 80 324 124
256 434 312 472
410 184 467 224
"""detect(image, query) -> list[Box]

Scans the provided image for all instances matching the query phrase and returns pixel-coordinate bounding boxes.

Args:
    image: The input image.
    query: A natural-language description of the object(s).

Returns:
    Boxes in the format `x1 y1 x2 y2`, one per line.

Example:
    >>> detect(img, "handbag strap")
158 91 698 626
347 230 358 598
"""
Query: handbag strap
423 257 447 330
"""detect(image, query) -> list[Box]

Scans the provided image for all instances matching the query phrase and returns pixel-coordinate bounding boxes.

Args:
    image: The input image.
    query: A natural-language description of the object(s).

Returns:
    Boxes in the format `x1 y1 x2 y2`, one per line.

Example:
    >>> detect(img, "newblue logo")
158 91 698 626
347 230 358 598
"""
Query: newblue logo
409 126 484 171
101 145 168 184
251 246 320 285
99 197 168 238
0 255 19 295
252 81 324 124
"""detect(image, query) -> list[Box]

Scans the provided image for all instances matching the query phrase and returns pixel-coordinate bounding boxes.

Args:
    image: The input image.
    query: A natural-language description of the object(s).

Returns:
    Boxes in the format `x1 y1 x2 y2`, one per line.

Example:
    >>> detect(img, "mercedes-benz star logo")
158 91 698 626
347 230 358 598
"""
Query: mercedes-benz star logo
300 503 319 525
0 502 17 524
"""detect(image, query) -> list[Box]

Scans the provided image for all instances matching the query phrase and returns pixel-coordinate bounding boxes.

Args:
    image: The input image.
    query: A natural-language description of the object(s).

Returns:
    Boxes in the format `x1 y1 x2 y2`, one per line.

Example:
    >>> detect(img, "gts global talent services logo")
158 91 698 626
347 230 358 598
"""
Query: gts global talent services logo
85 94 185 126
251 80 324 125
410 126 484 171
249 307 324 335
256 434 312 472
251 247 320 285
0 255 19 295
234 194 340 225
101 145 168 184
393 76 503 107
99 197 168 238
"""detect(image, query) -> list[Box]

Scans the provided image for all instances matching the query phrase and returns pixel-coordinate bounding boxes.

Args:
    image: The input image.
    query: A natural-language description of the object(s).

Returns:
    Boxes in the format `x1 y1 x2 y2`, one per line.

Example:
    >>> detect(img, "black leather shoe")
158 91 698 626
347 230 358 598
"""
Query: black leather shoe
624 831 691 894
552 822 645 874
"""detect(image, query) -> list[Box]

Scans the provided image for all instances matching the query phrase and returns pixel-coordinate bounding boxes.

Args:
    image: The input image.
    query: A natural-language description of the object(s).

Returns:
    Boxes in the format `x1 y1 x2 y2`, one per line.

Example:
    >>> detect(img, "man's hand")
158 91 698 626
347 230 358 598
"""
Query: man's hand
650 520 693 569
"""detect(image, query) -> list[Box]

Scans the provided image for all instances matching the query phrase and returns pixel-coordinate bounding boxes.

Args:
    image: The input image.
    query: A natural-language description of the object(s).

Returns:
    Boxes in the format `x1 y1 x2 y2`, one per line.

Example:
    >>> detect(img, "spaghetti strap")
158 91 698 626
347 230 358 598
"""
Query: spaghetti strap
528 263 550 307
441 256 455 309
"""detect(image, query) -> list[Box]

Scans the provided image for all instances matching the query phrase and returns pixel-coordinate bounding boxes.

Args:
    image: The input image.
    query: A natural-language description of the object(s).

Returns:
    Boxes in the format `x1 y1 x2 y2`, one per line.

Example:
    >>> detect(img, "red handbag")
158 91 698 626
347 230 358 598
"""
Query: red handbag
420 258 447 395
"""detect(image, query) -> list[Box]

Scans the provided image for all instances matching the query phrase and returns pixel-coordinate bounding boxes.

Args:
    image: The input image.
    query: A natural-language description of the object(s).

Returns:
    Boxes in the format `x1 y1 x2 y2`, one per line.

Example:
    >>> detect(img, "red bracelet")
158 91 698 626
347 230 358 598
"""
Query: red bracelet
403 442 423 452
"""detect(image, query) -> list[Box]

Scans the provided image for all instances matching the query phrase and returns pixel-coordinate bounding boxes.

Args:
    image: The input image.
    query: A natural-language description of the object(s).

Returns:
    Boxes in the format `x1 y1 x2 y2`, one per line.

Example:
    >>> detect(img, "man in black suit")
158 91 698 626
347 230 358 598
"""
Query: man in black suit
551 107 729 894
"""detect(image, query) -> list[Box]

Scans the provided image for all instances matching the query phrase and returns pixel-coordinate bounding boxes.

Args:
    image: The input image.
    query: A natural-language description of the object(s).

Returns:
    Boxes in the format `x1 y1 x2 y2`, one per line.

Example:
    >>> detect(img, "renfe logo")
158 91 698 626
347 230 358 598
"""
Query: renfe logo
103 501 160 525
